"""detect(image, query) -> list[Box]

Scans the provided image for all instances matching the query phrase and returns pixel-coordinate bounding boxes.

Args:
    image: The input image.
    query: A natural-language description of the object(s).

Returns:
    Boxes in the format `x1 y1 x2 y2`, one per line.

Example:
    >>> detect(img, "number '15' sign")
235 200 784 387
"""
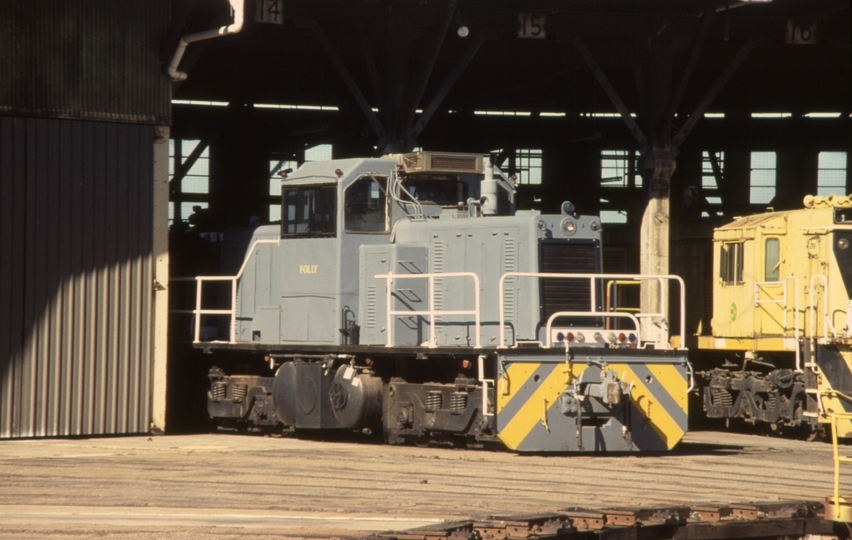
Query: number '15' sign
518 13 546 39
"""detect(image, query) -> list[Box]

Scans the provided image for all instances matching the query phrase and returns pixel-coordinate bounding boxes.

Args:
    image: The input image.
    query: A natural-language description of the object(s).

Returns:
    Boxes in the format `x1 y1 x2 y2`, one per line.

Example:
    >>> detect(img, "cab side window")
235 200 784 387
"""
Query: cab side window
764 238 780 282
281 185 336 238
720 242 744 286
345 176 388 233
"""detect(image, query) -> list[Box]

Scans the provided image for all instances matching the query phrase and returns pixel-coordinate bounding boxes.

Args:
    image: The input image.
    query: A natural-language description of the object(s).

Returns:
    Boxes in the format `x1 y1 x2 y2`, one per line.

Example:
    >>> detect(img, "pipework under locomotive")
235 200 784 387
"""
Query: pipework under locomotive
186 152 690 452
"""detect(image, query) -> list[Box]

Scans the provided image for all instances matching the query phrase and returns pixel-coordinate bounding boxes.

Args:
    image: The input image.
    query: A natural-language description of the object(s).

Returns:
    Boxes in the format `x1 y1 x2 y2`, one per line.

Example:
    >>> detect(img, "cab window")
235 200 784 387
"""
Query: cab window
764 238 780 282
345 175 388 233
720 242 744 285
281 185 336 238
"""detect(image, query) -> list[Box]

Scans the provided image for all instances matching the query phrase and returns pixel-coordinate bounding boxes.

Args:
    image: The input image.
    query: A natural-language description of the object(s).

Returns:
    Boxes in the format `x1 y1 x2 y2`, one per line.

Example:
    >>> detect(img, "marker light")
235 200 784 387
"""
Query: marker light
556 332 565 342
628 333 636 342
561 218 577 236
607 332 617 343
575 332 585 343
618 333 627 342
565 332 575 342
335 169 343 177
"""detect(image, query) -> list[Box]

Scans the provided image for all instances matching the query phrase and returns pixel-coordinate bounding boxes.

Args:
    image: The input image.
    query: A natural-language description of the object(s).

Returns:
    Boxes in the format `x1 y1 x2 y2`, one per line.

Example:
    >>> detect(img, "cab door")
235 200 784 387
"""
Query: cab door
756 235 787 337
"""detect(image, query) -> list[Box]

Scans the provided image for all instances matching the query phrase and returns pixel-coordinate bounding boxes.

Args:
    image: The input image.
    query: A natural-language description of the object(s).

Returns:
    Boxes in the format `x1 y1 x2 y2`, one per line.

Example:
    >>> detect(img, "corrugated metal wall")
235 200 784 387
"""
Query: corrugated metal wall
0 117 156 437
0 0 170 124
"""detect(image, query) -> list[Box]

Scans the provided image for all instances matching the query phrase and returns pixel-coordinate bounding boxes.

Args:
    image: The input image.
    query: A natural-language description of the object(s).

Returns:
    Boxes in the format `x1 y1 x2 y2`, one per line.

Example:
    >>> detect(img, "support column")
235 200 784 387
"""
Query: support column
638 31 674 344
151 126 170 434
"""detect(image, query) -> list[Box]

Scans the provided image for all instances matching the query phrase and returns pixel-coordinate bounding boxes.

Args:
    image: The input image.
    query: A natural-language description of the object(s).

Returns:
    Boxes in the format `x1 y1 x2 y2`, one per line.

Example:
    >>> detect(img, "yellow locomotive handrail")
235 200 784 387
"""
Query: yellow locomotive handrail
830 412 852 521
605 280 641 315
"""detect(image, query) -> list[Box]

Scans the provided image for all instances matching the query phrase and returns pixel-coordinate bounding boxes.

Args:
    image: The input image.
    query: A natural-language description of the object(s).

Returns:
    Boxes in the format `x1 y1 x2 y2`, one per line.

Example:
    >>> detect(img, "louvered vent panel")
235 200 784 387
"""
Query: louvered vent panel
502 236 517 323
540 242 601 327
429 154 481 173
366 286 377 328
433 241 444 334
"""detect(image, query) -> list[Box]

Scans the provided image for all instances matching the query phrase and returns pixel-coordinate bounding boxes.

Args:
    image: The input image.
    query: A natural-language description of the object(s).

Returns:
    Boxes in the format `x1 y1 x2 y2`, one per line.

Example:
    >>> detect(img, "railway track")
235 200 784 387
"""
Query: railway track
374 502 847 540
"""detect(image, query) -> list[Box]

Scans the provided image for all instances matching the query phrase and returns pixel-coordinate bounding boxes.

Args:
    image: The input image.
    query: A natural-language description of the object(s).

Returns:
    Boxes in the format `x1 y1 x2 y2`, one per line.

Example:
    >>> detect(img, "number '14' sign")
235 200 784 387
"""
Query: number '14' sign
255 0 284 24
518 13 546 39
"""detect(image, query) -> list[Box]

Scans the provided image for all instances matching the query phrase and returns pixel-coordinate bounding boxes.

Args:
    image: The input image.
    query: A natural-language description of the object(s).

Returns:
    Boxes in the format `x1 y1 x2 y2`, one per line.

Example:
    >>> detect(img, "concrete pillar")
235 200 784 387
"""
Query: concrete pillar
638 30 674 344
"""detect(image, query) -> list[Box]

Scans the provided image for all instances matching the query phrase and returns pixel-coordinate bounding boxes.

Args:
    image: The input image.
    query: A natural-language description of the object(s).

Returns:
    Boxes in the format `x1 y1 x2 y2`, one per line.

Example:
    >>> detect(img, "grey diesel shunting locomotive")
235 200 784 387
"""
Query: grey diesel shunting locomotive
190 152 690 452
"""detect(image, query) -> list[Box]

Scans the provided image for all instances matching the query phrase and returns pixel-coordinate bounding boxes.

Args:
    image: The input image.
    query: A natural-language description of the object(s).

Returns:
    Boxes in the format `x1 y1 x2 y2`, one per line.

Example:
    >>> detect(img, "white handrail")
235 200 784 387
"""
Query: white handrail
544 311 641 348
173 238 280 343
498 272 686 350
375 271 482 348
753 276 801 369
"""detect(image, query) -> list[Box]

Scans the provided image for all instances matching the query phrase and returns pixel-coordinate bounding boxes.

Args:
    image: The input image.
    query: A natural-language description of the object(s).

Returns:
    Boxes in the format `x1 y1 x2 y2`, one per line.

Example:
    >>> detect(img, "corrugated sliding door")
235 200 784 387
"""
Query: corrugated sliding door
0 116 161 437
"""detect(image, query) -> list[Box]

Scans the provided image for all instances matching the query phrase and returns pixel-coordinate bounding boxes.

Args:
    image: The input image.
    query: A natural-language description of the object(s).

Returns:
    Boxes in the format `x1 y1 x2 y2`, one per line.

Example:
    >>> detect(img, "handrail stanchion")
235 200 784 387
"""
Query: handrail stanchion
590 276 596 313
194 278 203 343
386 274 394 347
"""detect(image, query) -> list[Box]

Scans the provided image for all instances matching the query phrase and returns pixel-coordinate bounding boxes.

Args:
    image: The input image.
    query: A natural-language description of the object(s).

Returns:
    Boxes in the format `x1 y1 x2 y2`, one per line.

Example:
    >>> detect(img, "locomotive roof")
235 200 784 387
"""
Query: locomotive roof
280 157 399 186
714 203 850 237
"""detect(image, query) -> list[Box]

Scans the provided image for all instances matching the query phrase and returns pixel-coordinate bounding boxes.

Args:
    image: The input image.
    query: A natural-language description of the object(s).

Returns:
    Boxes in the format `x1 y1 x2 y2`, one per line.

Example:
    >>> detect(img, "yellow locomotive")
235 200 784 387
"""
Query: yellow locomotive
696 194 852 438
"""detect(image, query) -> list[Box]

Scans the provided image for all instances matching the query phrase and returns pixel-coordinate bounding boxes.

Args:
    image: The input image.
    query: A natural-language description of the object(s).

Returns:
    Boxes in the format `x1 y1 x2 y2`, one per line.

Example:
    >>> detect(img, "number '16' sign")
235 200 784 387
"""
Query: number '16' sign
518 13 546 39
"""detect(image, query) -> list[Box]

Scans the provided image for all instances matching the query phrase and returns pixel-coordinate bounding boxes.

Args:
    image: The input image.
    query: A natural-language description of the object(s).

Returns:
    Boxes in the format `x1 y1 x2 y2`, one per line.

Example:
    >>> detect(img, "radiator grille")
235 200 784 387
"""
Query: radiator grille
540 241 601 327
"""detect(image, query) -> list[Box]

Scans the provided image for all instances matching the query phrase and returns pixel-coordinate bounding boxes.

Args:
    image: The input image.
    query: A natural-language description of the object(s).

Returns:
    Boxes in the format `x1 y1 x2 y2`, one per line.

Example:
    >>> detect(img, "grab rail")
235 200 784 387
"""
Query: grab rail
498 273 686 350
172 238 280 343
753 276 801 370
374 271 481 348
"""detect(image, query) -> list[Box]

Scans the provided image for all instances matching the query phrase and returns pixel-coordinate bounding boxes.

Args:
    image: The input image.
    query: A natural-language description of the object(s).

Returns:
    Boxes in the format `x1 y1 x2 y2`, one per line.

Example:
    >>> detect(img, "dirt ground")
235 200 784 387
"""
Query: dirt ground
0 430 847 539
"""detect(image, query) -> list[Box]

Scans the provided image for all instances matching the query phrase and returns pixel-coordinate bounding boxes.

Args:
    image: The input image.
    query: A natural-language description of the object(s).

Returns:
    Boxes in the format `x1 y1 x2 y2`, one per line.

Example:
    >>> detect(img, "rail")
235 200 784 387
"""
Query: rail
754 276 801 370
605 280 641 314
172 238 280 343
374 271 482 348
498 272 686 350
830 412 852 520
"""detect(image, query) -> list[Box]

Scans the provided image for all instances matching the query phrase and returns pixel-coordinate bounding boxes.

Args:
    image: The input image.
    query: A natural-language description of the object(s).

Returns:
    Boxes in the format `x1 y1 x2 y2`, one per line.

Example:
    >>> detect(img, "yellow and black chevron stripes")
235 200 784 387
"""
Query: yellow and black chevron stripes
613 362 689 449
816 345 852 436
495 357 689 452
496 361 591 450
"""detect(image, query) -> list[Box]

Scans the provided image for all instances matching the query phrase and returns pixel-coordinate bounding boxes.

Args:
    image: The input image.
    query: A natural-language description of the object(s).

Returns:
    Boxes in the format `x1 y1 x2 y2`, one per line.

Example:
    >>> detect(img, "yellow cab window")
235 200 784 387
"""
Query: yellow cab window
720 242 744 286
764 238 780 282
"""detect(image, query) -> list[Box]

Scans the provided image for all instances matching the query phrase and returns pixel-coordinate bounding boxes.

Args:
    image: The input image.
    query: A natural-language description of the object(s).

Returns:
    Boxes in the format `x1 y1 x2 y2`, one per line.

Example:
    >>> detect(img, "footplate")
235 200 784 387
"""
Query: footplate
494 348 690 452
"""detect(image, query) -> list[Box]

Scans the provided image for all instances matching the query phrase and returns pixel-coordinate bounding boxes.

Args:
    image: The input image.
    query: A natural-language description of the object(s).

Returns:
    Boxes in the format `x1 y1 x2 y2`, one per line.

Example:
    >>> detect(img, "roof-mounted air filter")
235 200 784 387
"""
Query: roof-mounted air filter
398 152 483 174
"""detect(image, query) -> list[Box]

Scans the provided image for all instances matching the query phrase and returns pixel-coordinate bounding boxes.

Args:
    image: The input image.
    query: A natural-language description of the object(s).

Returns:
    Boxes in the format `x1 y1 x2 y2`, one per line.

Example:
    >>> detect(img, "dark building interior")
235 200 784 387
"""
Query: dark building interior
1 0 849 437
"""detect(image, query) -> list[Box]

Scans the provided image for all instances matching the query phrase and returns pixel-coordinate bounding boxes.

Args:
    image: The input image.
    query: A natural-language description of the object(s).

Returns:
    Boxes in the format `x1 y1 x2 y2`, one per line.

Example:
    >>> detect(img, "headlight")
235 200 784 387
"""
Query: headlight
560 218 576 236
